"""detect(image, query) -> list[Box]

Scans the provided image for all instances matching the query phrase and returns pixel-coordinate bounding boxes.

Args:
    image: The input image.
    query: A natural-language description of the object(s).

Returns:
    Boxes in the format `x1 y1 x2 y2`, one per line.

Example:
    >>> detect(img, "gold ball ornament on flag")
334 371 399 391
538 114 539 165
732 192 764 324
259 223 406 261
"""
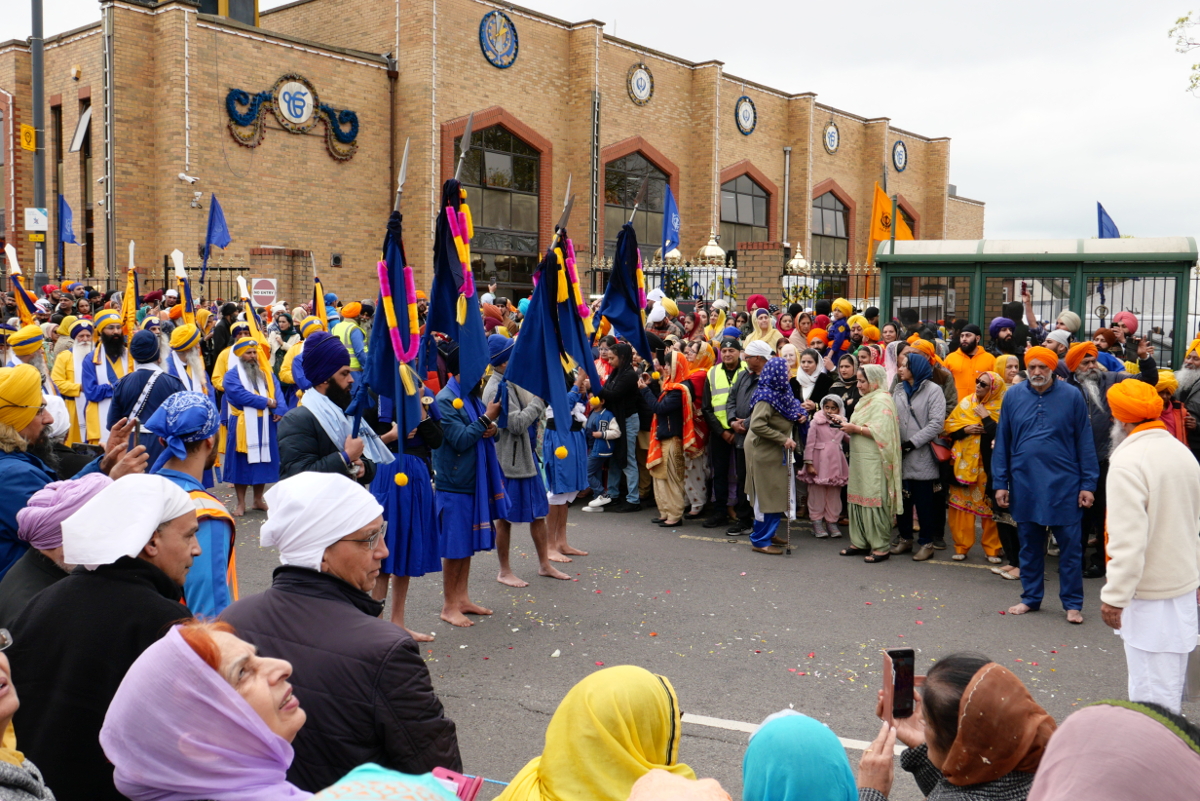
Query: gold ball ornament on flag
589 396 600 407
652 371 661 379
452 398 464 409
554 446 568 460
394 472 409 487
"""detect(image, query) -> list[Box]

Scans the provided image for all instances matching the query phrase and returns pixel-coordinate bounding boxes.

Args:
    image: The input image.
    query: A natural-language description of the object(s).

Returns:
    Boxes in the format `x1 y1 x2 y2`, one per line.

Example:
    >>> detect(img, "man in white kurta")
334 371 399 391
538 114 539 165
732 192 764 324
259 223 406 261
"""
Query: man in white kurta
1101 379 1200 714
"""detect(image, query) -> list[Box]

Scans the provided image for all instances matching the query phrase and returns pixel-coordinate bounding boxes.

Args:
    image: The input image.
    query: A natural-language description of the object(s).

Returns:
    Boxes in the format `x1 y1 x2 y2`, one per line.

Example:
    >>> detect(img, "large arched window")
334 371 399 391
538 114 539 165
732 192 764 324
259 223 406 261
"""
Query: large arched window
455 125 540 293
604 152 667 260
720 174 768 251
811 191 849 265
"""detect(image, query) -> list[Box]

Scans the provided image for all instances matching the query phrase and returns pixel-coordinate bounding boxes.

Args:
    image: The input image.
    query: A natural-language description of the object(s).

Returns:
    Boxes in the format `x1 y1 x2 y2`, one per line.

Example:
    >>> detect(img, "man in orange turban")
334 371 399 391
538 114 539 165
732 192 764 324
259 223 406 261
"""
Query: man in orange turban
1023 345 1058 372
1064 341 1097 373
1101 376 1200 713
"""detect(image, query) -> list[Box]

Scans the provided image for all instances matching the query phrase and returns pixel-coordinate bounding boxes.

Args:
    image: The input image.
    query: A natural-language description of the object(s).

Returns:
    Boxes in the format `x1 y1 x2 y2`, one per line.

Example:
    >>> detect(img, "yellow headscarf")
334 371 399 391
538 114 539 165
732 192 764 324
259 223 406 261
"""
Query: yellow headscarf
943 371 1005 486
1187 337 1200 360
1157 368 1178 396
496 666 695 801
993 353 1017 383
56 315 79 338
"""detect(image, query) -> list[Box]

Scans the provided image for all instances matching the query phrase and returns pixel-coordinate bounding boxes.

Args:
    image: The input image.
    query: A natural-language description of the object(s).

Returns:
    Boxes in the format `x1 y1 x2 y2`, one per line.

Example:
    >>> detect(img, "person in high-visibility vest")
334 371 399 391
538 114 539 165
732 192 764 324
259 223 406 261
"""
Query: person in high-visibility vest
700 335 747 530
331 302 367 372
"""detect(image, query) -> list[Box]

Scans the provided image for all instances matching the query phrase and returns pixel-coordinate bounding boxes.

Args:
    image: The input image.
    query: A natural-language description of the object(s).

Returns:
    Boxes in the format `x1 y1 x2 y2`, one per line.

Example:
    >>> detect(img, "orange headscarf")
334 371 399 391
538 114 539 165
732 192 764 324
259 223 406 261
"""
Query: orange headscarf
1064 342 1098 373
1024 345 1058 371
646 352 703 471
907 337 941 366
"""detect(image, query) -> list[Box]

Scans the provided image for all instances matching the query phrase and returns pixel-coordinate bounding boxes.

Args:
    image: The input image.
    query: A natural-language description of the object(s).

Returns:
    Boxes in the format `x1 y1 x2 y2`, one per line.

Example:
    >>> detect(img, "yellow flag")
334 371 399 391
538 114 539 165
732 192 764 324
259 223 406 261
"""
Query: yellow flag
868 182 913 264
121 268 139 339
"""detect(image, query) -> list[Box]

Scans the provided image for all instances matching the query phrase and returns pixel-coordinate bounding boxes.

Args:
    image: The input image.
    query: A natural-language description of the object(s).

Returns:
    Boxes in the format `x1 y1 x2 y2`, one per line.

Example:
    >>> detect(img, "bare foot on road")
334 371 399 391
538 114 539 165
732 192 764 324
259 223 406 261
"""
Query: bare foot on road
462 602 493 616
232 505 245 517
406 628 436 642
253 500 269 512
1066 609 1084 624
1008 602 1035 615
440 609 473 627
497 571 530 588
539 565 571 580
547 551 573 563
559 545 588 556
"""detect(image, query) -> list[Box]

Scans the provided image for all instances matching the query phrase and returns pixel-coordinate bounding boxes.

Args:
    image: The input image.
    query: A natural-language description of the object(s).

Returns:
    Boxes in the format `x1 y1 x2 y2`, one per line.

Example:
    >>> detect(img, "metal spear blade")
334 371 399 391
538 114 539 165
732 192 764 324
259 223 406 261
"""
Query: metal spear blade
128 240 136 272
627 176 649 224
393 137 410 212
563 174 572 213
171 249 187 279
3 244 21 276
453 112 475 182
556 194 576 234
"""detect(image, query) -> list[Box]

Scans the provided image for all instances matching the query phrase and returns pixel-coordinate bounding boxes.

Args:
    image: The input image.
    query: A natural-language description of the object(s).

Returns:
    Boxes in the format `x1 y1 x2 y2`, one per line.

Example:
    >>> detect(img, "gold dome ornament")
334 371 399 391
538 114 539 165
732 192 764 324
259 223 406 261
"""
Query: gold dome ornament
653 246 682 265
554 446 569 460
394 473 409 487
785 247 810 275
452 398 464 409
694 230 725 266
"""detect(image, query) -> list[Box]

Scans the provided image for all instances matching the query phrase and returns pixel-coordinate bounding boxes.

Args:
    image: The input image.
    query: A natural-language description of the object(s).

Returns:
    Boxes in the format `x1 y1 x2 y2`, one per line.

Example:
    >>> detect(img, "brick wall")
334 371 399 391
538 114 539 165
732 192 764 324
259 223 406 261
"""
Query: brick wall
736 240 784 304
946 196 986 241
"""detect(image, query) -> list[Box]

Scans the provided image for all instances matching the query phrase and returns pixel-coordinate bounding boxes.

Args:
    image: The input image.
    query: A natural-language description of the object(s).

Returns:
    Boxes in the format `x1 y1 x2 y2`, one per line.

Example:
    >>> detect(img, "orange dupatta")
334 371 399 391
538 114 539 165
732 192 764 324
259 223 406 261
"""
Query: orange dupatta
646 352 703 470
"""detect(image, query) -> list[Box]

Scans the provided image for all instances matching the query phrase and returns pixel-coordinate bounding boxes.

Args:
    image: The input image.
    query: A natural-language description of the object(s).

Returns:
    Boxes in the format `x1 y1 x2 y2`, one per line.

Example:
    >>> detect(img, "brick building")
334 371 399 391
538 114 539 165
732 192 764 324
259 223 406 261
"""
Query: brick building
0 0 984 304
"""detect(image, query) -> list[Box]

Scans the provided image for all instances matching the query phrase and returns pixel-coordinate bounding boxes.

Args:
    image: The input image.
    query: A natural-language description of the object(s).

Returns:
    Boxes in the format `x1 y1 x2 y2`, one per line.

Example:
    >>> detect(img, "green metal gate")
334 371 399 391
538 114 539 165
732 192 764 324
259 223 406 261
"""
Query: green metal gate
876 238 1198 367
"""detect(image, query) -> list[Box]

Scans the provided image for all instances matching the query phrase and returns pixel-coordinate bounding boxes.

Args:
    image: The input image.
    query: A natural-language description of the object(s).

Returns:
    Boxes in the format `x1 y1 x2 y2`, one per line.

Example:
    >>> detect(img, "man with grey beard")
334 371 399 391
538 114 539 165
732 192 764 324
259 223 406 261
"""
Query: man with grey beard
1174 343 1200 463
1064 339 1157 579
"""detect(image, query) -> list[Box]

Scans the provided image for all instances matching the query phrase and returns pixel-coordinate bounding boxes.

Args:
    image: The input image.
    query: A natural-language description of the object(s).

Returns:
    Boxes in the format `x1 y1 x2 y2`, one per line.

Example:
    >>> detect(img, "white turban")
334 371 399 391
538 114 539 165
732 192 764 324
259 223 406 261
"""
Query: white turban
745 340 774 358
62 475 195 569
648 303 667 324
259 473 384 571
44 393 71 441
647 289 665 303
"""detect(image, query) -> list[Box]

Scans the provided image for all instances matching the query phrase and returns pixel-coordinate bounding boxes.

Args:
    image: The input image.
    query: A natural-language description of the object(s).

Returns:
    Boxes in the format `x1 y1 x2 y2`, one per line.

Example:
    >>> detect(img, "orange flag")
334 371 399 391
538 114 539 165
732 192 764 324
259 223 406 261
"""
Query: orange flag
868 182 913 264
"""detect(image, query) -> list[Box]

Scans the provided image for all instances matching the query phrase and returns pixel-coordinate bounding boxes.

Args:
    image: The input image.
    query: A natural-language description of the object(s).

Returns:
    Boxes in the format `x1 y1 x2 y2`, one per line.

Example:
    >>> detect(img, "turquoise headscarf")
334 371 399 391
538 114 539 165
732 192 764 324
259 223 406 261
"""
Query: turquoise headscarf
743 712 856 801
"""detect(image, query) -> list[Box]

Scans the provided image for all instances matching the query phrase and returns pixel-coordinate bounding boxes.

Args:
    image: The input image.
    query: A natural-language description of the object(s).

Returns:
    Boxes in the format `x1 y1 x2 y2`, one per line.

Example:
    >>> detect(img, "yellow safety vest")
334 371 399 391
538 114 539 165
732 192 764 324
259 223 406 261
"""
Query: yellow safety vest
707 362 746 428
332 320 365 371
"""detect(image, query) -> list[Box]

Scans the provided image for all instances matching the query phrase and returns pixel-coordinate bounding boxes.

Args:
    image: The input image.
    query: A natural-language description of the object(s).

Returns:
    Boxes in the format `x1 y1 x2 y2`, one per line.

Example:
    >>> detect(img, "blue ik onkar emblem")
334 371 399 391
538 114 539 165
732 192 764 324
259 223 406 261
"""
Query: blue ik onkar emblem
735 96 756 135
277 81 313 125
480 10 519 69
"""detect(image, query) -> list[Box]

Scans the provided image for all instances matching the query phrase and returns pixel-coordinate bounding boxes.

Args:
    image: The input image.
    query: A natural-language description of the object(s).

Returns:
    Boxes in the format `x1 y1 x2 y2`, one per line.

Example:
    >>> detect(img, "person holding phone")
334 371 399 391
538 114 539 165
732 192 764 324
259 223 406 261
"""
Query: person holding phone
859 653 1055 801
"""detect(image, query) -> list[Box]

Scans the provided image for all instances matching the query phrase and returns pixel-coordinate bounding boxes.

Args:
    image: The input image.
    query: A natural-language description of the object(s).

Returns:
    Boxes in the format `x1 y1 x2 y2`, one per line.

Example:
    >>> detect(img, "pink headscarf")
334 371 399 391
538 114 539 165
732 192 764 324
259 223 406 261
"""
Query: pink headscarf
16 473 113 550
1027 702 1200 801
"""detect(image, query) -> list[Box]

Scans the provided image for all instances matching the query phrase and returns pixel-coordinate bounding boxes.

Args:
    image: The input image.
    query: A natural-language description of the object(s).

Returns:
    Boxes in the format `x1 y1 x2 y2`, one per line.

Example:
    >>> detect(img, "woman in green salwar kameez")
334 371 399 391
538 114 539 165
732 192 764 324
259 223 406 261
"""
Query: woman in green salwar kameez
831 364 903 563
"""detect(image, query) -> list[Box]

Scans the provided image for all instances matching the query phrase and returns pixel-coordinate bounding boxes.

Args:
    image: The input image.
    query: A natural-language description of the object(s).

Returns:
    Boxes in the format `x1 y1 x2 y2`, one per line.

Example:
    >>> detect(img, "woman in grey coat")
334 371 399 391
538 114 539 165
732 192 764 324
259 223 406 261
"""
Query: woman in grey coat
0 634 54 800
891 352 949 562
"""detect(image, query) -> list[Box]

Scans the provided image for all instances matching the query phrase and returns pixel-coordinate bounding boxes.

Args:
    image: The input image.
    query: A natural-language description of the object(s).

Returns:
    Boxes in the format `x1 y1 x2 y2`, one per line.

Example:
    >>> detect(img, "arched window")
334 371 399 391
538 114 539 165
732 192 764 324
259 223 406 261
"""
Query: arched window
455 125 540 292
899 206 915 236
720 175 767 250
811 191 848 265
604 152 667 260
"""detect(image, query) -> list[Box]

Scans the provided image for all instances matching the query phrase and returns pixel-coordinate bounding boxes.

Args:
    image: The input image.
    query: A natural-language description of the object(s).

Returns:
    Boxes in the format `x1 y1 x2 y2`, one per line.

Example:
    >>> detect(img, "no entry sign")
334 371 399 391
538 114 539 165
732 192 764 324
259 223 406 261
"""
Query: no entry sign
251 278 277 307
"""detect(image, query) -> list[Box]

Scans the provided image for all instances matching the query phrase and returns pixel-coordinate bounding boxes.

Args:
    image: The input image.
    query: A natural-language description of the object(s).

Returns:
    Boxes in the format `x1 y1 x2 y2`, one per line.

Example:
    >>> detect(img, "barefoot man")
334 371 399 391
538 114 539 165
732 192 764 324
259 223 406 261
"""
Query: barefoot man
993 345 1098 624
482 335 570 587
433 360 507 626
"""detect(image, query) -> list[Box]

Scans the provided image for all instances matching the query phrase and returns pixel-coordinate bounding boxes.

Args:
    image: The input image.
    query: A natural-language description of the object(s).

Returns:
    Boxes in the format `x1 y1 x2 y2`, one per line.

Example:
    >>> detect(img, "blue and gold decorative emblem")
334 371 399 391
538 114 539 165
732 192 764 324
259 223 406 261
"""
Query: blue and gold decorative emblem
823 121 840 155
892 140 908 172
735 95 756 136
627 63 654 106
480 10 518 69
225 73 359 161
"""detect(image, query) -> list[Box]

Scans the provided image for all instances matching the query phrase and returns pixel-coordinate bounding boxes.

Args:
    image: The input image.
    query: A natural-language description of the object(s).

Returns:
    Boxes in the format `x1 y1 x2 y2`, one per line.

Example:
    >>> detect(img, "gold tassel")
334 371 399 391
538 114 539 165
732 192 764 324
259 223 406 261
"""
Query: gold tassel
399 363 417 396
456 294 468 325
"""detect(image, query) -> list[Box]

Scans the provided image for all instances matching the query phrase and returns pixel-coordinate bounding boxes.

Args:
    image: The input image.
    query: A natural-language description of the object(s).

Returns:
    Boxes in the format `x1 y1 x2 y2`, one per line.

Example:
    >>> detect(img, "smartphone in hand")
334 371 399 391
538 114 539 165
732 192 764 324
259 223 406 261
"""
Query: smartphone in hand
130 419 140 453
884 647 916 720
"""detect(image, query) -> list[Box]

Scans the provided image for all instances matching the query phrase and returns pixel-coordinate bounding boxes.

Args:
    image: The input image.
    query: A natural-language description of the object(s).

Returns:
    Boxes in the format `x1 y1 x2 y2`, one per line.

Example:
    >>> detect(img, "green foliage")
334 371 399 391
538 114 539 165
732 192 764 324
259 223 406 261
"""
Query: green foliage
1169 12 1200 94
662 266 692 300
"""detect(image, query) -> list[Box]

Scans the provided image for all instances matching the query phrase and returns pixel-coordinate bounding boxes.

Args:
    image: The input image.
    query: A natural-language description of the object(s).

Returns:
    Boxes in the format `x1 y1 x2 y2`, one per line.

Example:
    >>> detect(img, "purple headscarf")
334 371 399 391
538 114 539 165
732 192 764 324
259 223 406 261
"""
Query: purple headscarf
16 473 113 550
100 626 312 801
749 357 805 422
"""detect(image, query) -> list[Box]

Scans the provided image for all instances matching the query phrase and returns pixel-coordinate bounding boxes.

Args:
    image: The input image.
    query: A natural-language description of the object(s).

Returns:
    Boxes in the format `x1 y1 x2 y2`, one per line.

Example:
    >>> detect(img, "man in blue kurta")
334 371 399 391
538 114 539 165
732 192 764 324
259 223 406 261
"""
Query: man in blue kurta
107 330 186 470
224 337 286 516
993 346 1099 624
80 309 135 445
145 391 237 616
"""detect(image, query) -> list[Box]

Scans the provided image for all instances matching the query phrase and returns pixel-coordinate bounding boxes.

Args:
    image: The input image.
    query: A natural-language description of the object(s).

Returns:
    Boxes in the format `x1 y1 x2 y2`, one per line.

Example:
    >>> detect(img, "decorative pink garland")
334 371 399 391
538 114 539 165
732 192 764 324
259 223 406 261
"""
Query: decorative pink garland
445 206 477 297
377 260 419 361
563 238 590 320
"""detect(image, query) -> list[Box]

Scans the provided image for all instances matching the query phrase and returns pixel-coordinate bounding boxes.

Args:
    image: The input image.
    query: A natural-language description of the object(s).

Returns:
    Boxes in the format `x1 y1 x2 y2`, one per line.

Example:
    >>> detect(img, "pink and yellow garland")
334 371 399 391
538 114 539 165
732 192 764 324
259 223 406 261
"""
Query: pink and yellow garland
376 259 419 361
445 187 477 324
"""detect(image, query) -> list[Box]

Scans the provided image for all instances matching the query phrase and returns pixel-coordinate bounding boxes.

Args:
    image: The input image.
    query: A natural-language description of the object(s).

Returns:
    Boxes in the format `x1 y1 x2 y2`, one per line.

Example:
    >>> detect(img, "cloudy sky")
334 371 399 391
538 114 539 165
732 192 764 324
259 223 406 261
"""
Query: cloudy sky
6 0 1196 240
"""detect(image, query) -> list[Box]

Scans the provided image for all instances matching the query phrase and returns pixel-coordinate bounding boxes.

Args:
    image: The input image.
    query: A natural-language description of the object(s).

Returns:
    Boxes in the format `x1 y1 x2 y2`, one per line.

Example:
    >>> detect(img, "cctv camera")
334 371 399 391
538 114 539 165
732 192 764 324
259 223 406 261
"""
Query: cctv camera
178 173 199 184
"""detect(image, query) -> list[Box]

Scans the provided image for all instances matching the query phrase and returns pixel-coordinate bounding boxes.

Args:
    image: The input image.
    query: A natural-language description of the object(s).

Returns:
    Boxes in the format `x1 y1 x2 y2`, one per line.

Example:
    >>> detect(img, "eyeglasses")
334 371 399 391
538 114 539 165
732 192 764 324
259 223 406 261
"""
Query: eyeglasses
0 629 13 651
341 521 386 550
0 403 46 416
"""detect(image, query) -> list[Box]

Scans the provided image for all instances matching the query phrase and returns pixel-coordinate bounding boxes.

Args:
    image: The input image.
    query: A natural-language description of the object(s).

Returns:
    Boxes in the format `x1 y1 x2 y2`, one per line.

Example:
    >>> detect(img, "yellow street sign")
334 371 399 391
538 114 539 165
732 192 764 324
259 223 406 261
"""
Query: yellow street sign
19 124 35 152
28 233 45 242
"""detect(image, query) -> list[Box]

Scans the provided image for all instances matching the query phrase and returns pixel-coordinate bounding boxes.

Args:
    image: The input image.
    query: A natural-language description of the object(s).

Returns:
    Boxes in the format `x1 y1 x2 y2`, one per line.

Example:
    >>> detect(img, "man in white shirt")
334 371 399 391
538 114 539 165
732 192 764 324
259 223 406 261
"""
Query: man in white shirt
1101 379 1200 714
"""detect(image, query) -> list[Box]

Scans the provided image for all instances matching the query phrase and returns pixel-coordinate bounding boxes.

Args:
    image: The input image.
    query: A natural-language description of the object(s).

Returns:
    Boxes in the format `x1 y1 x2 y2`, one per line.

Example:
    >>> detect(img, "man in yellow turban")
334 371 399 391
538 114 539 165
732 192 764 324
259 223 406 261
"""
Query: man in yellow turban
1174 337 1200 461
279 316 324 401
51 319 95 446
331 302 367 373
80 309 134 445
166 323 209 397
7 325 55 397
224 336 285 516
1102 377 1200 714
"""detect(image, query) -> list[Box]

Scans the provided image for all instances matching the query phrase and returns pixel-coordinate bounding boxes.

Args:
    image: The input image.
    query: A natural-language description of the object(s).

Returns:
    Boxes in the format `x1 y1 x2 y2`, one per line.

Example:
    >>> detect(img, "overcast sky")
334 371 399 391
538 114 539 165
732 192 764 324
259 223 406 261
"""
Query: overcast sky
5 0 1196 240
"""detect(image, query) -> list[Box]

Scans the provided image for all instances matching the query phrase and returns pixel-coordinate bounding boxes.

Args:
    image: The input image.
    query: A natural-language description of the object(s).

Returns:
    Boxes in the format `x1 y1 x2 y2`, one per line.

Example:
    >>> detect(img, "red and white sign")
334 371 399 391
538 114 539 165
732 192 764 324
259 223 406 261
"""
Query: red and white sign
251 278 277 307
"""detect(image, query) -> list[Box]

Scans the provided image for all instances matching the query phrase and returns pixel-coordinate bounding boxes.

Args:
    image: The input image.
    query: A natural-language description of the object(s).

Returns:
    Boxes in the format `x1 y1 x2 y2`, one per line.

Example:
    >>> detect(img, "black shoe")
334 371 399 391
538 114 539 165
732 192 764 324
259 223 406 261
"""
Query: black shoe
931 539 947 550
610 502 641 513
650 517 665 524
684 510 706 520
726 521 752 536
704 515 730 528
1083 564 1106 579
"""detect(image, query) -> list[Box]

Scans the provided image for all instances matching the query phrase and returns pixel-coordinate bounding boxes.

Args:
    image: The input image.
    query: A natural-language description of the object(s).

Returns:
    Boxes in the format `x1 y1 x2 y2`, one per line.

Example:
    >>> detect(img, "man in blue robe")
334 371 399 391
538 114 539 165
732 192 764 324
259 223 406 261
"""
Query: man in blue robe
108 330 186 470
223 337 286 516
993 346 1099 624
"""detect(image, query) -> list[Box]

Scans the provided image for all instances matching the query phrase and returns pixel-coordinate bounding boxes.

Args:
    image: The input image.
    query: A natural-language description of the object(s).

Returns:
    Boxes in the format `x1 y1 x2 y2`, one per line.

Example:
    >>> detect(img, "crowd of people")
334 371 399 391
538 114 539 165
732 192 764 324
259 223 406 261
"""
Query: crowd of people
0 272 1197 801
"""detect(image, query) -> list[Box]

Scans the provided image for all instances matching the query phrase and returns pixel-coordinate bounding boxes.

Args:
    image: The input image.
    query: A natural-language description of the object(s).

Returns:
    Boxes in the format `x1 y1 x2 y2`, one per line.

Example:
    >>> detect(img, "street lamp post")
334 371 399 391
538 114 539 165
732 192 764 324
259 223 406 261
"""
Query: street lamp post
30 0 47 289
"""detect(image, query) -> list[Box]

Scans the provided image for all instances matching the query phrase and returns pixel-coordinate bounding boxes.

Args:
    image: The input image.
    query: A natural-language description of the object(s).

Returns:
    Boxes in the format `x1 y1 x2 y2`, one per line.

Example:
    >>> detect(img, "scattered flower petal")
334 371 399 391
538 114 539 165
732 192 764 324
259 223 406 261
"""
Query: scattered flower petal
550 650 561 658
649 632 658 637
807 652 815 658
595 661 604 666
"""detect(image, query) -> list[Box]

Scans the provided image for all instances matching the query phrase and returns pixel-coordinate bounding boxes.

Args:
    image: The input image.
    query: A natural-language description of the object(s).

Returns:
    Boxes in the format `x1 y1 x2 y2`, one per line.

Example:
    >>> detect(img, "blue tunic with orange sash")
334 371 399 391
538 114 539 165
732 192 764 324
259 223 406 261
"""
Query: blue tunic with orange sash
155 467 237 616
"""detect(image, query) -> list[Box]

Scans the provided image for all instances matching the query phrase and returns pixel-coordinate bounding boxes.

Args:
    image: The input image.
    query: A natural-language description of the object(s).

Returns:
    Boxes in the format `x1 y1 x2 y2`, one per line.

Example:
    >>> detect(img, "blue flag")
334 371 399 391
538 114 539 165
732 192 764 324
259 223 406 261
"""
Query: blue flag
1097 202 1120 239
201 193 232 285
58 194 77 245
593 222 653 362
419 180 489 392
662 184 680 256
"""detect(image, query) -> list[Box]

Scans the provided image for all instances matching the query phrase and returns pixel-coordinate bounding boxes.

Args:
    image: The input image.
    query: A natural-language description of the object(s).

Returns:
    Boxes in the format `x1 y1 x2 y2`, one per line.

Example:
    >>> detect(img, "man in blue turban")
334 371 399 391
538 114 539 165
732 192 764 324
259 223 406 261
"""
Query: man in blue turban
277 331 390 486
107 330 185 469
987 316 1021 362
145 391 236 616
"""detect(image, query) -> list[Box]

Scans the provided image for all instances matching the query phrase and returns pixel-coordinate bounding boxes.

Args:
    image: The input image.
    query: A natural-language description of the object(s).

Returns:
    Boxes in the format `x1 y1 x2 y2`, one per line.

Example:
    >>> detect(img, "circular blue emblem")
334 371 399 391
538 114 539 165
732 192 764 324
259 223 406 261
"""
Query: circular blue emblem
735 96 756 136
823 121 840 154
479 10 519 69
892 140 908 172
627 63 654 106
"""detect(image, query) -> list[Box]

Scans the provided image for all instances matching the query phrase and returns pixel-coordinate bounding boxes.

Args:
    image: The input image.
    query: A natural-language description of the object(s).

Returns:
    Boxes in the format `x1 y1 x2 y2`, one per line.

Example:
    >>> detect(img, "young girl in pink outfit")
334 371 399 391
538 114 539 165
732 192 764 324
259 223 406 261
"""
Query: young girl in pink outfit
799 394 849 537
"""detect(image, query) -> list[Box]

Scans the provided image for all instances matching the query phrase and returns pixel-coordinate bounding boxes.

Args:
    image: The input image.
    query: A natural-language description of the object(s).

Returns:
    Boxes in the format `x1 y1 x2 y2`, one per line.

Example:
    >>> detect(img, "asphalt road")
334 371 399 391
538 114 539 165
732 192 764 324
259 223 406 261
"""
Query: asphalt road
218 483 1177 800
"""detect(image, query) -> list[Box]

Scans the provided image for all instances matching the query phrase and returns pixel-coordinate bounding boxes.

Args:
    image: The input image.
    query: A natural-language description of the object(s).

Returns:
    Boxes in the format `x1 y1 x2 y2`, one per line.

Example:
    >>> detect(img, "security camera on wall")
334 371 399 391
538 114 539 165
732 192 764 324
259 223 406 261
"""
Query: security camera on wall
331 254 343 268
178 172 199 184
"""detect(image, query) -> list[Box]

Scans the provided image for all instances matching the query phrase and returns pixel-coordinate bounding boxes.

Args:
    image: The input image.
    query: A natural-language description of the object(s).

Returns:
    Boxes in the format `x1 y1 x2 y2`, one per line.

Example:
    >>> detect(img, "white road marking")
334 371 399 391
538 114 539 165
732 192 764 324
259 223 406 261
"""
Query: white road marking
679 534 1002 570
682 713 906 755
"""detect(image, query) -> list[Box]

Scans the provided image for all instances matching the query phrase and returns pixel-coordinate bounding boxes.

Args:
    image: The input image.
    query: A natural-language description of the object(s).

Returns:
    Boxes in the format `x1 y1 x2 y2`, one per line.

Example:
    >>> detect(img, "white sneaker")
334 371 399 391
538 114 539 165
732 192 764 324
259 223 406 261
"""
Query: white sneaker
826 521 843 539
813 520 829 538
587 495 612 508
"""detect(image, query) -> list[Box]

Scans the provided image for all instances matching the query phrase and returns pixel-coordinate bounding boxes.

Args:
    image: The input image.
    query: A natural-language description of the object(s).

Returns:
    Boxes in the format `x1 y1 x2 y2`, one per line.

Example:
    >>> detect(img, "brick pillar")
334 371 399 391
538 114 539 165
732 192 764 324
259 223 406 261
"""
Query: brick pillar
737 241 784 309
249 247 311 309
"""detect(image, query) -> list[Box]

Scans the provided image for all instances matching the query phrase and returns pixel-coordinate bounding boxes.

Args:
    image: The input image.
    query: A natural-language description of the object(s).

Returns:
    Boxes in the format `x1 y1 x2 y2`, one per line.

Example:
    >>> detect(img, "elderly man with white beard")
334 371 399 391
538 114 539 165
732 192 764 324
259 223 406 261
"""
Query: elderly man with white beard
1173 339 1200 463
7 326 55 397
1063 339 1157 580
51 319 95 446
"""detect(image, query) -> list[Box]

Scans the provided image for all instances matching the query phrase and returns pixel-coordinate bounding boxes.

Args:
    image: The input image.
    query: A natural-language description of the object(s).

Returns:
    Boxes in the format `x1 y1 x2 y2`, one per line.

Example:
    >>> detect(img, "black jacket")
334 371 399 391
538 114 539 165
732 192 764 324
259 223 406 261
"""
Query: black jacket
640 386 685 440
596 365 638 421
9 557 190 801
221 567 461 792
0 549 67 629
278 405 376 485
